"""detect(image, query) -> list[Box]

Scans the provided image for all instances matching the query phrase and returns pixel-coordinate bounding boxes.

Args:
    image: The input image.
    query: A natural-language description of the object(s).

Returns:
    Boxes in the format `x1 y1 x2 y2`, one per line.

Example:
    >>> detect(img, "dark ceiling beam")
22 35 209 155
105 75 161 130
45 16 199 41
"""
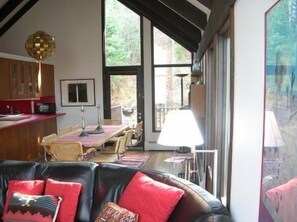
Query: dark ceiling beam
118 0 200 52
197 0 236 60
158 0 207 30
0 0 39 37
0 0 23 22
196 0 214 9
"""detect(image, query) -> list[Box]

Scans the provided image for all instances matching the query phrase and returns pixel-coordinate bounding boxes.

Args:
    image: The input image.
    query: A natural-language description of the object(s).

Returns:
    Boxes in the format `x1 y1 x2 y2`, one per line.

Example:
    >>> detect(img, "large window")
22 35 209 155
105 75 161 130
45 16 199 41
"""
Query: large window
103 0 144 134
104 0 141 66
153 27 192 131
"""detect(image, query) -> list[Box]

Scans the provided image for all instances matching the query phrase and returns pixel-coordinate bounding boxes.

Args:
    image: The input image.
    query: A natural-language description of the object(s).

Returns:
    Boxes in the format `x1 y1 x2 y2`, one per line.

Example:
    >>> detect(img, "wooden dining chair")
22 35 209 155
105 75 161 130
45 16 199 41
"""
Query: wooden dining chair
41 133 58 161
100 119 121 125
101 132 128 155
131 121 143 146
93 136 126 163
58 125 73 136
71 124 81 132
49 141 96 161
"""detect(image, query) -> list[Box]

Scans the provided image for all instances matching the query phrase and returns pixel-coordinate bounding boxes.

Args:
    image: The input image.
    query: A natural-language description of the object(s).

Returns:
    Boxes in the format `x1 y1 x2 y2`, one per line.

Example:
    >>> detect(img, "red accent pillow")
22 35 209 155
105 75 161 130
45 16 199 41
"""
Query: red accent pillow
44 179 82 222
118 172 184 222
3 180 45 217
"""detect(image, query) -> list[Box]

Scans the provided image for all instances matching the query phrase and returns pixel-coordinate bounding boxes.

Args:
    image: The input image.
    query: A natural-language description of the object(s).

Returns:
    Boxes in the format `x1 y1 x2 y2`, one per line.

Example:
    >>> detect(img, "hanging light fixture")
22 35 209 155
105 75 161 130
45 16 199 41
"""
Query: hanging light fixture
25 31 56 60
25 31 56 95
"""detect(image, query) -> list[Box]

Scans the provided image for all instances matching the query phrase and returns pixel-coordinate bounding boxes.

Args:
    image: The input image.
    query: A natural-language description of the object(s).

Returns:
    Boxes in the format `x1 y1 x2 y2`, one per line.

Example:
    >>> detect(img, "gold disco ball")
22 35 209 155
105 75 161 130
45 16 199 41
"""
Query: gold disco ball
25 31 56 61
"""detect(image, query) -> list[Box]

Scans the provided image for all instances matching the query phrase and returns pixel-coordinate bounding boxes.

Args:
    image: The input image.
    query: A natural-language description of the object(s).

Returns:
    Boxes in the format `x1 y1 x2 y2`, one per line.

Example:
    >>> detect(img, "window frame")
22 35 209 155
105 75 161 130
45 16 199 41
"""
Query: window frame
151 25 193 132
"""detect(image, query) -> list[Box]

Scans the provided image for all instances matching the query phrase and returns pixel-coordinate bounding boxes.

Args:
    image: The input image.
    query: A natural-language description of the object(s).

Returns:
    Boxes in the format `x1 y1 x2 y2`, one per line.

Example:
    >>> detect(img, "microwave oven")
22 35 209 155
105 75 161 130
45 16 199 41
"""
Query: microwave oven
36 103 56 114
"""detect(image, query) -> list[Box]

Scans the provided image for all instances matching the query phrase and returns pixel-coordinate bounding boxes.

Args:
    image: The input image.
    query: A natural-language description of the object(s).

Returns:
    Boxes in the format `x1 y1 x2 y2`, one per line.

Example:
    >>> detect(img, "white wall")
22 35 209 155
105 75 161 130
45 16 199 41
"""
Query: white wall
231 0 277 221
0 0 103 129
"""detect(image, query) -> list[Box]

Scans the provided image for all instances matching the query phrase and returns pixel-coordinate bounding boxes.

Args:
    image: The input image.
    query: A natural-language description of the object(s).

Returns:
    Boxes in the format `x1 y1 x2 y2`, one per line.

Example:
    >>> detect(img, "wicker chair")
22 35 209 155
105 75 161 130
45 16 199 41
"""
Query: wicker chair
131 121 143 146
49 141 96 161
41 133 58 161
58 125 73 136
100 119 121 125
94 136 126 163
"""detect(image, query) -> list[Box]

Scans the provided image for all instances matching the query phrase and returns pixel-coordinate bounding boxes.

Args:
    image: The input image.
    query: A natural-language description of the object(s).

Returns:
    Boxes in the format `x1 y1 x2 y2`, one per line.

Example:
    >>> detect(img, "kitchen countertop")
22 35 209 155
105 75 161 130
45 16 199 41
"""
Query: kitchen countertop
0 113 65 131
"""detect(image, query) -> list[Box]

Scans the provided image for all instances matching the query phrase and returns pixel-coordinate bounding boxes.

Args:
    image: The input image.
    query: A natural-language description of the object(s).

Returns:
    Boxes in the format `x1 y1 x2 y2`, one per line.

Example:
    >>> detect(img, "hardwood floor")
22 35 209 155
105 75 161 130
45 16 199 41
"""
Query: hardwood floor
127 150 192 178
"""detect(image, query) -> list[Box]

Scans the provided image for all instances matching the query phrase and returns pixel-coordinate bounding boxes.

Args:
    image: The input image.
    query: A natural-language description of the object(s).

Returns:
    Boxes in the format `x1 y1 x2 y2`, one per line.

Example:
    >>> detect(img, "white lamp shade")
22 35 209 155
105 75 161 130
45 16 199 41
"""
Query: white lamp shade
264 111 284 147
157 110 204 147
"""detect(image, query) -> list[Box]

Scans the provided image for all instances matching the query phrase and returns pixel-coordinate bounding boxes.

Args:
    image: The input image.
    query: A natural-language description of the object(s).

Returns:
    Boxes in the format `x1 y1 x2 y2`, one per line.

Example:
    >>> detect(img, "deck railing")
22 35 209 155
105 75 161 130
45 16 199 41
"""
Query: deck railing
155 106 179 130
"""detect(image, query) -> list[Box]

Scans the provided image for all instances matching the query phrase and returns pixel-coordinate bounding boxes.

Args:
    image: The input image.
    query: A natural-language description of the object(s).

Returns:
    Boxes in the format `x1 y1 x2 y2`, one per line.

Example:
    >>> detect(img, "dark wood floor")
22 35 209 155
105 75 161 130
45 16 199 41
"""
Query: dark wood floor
126 150 192 178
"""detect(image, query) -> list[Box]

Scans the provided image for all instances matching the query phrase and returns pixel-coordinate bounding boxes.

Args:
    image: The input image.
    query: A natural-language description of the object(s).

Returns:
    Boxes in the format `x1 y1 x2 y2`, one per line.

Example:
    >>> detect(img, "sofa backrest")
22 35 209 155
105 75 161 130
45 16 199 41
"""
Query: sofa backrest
35 161 97 222
91 163 231 222
0 160 97 222
0 161 231 222
0 160 38 217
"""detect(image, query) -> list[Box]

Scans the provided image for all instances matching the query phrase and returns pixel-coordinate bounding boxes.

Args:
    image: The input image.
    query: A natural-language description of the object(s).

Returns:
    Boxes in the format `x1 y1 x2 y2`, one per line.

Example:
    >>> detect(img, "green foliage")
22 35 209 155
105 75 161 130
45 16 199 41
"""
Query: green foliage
266 0 297 66
105 0 141 66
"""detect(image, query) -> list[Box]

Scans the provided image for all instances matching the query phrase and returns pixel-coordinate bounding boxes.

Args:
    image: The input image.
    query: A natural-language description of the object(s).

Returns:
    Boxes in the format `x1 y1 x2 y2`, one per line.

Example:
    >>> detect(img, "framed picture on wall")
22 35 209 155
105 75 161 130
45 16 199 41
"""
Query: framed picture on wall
60 79 95 106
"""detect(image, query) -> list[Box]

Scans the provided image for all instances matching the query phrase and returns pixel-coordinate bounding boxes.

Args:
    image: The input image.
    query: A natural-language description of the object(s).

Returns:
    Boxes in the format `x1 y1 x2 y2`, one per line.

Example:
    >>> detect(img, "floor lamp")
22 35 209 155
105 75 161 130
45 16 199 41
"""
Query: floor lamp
157 110 204 179
175 73 188 107
175 73 191 153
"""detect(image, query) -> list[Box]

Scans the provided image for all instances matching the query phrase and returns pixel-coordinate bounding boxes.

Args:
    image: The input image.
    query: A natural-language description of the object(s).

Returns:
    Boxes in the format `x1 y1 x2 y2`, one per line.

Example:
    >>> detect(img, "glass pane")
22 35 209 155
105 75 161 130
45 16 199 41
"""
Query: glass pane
153 27 192 65
154 67 191 130
111 75 137 126
105 0 141 66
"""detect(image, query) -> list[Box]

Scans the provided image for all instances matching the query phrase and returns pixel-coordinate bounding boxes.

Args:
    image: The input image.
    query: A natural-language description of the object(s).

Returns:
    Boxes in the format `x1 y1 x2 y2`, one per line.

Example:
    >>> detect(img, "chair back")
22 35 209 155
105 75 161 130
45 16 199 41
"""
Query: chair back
71 125 81 131
132 122 143 146
41 133 58 161
124 129 133 149
114 136 127 158
134 121 143 137
59 125 73 136
100 119 121 125
49 141 84 161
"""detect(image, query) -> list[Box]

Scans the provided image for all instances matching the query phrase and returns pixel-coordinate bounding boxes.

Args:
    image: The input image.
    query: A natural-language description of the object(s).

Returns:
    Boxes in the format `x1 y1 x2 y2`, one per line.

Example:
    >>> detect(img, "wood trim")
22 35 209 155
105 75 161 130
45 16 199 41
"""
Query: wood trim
0 0 39 37
197 0 236 60
159 0 207 30
119 0 200 52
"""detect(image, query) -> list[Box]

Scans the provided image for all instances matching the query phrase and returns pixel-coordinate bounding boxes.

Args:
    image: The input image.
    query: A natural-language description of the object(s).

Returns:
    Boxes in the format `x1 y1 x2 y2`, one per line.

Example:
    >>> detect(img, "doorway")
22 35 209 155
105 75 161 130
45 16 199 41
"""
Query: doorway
103 66 144 148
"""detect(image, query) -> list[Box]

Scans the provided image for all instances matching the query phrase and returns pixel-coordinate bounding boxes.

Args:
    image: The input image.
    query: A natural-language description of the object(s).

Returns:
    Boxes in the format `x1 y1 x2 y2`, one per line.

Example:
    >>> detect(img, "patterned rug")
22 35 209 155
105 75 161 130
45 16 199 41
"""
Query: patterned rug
116 154 150 168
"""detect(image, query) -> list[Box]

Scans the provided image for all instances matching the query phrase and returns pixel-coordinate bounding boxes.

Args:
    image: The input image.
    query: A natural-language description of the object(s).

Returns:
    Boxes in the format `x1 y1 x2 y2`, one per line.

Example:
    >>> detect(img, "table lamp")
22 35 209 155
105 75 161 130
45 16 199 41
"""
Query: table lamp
157 109 204 153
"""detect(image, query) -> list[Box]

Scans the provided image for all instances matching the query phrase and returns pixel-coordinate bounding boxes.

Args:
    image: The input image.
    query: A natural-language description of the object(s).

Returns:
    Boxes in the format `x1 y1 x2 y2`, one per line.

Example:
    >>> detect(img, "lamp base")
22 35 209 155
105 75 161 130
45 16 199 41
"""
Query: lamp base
79 130 89 137
176 146 191 153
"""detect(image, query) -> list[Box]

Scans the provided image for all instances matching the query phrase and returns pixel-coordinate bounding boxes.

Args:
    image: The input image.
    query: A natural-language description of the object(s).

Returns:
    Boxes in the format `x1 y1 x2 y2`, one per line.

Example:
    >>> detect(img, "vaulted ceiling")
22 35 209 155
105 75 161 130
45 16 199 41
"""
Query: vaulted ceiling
0 0 236 60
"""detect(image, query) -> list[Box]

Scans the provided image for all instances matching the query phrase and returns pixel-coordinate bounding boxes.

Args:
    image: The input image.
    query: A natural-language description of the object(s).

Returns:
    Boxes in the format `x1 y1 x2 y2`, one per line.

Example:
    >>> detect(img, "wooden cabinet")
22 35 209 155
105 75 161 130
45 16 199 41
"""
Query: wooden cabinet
26 62 39 98
40 63 55 97
9 60 28 99
190 84 206 136
0 58 10 100
0 57 54 100
0 118 57 160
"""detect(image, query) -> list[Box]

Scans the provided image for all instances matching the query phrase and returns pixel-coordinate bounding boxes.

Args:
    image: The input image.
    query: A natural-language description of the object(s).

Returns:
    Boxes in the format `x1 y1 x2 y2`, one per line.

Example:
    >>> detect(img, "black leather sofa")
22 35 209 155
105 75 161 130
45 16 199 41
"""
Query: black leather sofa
0 160 231 222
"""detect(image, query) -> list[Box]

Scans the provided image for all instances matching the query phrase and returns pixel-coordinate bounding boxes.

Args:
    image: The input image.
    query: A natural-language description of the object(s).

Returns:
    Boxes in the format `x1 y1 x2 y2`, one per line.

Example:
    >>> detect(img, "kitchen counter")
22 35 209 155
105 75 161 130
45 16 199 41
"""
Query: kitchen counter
0 113 65 131
0 113 65 160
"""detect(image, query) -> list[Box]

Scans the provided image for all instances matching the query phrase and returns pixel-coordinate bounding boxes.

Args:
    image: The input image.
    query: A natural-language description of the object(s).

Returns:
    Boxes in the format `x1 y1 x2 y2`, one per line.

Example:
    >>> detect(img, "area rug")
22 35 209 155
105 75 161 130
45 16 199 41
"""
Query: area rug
116 154 150 168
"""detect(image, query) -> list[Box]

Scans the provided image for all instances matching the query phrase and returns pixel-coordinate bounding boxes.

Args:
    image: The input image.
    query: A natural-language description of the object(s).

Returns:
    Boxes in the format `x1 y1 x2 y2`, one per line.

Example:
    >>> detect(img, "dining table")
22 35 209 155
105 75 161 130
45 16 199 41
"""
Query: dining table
41 124 129 148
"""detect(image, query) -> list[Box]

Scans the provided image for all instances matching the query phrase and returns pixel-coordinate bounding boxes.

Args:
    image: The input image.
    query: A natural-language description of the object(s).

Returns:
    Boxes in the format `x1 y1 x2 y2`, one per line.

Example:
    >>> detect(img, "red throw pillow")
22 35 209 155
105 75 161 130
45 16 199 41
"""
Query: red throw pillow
3 180 45 217
44 179 82 222
118 172 184 222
